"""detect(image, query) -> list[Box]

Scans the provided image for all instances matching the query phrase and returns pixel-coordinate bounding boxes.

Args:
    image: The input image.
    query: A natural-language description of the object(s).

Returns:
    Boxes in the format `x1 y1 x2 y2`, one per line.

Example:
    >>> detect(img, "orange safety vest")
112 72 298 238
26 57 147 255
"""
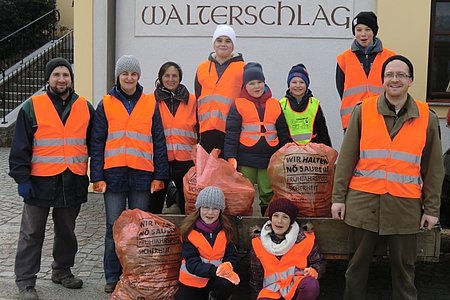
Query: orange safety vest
157 93 197 162
179 230 227 288
235 97 281 147
196 60 244 133
103 94 155 171
349 96 429 198
337 48 395 129
252 232 315 300
31 94 89 176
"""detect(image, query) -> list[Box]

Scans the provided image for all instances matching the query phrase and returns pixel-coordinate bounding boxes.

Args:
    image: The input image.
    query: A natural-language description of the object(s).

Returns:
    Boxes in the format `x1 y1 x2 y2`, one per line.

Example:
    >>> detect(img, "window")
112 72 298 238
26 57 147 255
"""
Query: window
428 0 450 102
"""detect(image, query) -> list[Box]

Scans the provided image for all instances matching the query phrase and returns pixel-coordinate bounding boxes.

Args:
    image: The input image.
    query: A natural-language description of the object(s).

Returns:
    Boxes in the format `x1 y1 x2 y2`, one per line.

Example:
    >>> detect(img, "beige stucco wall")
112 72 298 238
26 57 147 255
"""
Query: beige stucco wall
56 0 74 30
73 1 93 102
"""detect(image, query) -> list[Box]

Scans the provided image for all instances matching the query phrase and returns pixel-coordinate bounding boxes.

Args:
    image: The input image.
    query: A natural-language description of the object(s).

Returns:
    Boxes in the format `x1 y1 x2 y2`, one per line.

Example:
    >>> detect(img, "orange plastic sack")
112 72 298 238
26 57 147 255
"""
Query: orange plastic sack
268 142 338 217
111 209 181 300
183 145 255 216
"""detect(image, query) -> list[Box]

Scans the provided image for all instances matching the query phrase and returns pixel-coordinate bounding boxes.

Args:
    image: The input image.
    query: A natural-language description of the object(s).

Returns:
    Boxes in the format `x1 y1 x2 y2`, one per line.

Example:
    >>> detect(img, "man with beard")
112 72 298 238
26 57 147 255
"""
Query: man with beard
9 57 95 300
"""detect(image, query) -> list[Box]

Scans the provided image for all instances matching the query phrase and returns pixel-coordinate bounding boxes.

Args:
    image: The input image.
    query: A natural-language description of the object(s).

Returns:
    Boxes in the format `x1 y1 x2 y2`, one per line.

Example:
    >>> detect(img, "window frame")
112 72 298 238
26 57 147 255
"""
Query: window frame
427 0 450 103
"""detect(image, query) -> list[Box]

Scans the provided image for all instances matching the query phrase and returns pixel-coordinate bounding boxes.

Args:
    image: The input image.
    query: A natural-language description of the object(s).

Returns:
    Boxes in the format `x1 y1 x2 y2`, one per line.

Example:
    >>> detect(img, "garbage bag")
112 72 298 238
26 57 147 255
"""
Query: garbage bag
183 144 255 216
268 142 338 217
111 209 182 300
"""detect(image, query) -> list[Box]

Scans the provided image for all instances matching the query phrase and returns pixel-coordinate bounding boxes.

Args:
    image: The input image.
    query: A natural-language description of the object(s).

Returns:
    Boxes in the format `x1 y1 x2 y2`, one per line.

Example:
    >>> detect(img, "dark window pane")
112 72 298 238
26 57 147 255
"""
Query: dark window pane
435 3 450 32
430 36 450 93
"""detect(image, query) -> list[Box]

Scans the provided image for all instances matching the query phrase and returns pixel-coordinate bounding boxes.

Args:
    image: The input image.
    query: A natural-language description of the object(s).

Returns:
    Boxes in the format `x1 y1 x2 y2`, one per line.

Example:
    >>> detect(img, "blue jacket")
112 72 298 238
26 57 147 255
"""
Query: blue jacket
182 224 238 278
89 84 169 192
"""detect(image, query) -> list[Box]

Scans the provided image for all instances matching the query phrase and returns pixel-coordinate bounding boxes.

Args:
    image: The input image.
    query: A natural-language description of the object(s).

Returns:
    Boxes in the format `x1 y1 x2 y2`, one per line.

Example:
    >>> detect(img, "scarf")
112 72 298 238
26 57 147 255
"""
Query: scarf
195 218 220 234
260 220 299 256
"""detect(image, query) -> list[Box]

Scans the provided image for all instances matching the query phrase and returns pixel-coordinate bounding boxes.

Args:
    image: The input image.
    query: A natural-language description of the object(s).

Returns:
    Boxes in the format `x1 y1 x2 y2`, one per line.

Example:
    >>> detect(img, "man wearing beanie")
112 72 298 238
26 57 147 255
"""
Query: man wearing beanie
9 57 95 299
336 11 396 130
89 54 169 293
280 63 332 147
195 24 245 157
177 185 239 300
224 62 291 216
250 198 325 300
332 55 444 299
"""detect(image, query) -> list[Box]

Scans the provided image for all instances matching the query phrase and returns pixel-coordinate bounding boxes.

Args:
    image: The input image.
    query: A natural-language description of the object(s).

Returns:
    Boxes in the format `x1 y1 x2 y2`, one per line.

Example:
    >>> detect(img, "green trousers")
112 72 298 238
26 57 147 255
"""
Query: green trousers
344 226 417 300
238 166 273 211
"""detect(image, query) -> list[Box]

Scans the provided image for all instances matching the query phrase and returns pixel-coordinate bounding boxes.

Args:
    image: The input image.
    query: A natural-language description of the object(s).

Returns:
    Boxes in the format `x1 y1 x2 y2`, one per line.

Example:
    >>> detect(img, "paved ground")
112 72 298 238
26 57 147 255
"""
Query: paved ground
1 147 450 299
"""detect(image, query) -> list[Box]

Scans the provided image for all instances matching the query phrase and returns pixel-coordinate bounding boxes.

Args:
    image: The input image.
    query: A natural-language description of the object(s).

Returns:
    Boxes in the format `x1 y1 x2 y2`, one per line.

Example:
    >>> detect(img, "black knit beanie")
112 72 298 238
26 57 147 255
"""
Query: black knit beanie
352 11 379 36
268 198 298 225
243 62 265 86
381 55 414 83
44 57 73 83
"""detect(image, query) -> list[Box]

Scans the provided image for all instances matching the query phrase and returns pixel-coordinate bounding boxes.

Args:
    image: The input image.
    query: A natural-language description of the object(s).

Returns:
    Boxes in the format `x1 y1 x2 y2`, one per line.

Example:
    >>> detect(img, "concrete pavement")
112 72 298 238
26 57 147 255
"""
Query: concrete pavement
1 147 450 299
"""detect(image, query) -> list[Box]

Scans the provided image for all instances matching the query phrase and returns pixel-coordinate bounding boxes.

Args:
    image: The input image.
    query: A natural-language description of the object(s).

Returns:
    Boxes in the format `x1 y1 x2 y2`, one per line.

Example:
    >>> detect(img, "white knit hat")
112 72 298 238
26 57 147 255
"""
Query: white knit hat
211 25 236 49
195 186 226 212
115 55 141 79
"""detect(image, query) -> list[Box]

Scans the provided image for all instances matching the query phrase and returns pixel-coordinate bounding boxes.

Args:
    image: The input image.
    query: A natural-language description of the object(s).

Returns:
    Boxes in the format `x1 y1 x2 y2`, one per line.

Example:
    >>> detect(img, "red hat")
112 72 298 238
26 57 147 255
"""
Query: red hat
268 198 298 225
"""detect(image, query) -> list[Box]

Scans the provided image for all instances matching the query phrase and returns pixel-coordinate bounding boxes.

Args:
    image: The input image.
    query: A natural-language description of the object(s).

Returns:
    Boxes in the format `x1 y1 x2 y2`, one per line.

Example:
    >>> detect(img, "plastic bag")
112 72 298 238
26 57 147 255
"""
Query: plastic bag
268 142 338 217
111 209 181 300
183 145 255 216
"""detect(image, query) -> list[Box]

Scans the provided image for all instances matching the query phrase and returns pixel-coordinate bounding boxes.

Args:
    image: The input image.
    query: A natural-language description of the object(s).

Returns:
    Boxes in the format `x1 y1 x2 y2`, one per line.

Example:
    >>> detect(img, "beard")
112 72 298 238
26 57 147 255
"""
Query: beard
50 85 71 97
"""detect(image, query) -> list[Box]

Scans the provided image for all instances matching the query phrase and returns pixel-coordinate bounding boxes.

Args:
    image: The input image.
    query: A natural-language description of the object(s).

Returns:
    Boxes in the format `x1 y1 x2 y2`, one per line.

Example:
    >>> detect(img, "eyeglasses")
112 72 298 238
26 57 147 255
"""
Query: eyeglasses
200 207 220 213
384 72 411 80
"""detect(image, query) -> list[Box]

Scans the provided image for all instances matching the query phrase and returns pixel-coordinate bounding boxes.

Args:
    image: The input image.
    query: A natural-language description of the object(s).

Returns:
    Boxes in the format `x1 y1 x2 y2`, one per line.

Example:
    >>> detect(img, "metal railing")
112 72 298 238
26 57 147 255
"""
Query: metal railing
0 9 60 74
0 30 73 124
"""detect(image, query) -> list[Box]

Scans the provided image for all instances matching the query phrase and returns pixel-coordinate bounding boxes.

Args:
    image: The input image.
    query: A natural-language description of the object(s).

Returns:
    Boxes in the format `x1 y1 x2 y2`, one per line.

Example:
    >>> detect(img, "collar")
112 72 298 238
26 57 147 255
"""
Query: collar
260 220 299 256
377 93 419 119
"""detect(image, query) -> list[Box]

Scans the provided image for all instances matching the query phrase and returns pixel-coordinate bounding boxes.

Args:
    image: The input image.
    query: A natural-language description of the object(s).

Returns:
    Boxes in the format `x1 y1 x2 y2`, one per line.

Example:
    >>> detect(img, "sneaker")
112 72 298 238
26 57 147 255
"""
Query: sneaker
104 282 117 293
19 286 39 300
51 272 83 289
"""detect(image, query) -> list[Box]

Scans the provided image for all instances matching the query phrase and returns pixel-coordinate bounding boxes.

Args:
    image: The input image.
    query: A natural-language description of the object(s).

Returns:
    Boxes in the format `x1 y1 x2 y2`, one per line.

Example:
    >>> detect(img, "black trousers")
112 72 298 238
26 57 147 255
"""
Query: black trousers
14 203 81 289
176 277 235 300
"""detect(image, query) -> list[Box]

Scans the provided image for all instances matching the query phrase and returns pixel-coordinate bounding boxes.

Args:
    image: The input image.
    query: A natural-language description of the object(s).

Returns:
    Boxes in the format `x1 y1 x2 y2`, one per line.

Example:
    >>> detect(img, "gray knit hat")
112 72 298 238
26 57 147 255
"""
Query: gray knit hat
115 55 141 79
195 186 226 212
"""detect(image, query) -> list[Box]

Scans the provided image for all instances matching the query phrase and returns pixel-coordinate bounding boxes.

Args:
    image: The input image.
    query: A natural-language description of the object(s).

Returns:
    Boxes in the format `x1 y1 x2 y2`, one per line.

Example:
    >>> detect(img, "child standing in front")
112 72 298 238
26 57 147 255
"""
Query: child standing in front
224 63 291 216
177 186 240 300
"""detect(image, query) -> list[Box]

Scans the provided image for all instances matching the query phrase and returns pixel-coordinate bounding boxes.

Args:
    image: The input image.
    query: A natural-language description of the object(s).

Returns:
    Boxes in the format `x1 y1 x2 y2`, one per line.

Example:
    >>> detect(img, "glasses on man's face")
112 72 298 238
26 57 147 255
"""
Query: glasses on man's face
384 72 411 80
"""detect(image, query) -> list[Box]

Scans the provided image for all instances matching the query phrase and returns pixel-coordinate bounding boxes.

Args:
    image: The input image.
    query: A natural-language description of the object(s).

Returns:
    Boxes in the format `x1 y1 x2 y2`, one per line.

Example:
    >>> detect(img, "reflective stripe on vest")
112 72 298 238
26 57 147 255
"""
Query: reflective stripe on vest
158 93 197 161
348 96 428 198
196 60 244 133
280 96 319 145
337 48 395 129
252 232 315 300
103 94 155 171
235 97 281 147
31 94 89 176
178 230 227 288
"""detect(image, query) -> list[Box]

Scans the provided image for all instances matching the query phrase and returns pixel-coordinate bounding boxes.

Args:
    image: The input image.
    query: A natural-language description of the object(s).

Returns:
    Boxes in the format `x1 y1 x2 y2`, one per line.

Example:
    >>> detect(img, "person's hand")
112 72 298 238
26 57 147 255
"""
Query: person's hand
150 180 164 194
18 181 35 198
93 181 106 193
331 203 346 220
420 214 439 230
227 158 237 169
303 267 318 279
210 148 221 158
216 262 240 285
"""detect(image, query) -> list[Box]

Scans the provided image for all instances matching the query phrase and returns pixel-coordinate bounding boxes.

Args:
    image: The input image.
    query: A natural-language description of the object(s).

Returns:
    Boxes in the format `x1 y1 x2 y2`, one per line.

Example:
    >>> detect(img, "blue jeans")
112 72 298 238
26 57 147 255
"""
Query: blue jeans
103 190 150 284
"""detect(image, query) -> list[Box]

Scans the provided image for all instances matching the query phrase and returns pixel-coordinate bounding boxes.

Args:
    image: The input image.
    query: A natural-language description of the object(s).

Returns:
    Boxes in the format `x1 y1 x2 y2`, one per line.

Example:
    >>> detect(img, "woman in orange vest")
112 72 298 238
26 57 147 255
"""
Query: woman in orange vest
195 24 245 157
336 11 395 130
224 62 291 215
177 186 239 300
151 61 198 214
250 198 325 300
90 55 169 293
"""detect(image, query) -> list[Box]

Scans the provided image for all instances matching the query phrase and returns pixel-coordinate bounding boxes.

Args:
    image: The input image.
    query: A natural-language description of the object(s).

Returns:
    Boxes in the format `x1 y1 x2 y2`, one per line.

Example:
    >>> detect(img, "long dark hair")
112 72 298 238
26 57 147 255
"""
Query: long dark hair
155 61 183 87
179 209 236 244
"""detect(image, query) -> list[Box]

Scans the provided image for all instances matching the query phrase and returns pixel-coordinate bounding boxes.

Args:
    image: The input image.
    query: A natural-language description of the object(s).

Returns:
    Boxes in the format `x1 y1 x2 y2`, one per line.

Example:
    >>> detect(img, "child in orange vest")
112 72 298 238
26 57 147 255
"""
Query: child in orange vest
224 62 291 216
177 186 239 300
250 198 325 300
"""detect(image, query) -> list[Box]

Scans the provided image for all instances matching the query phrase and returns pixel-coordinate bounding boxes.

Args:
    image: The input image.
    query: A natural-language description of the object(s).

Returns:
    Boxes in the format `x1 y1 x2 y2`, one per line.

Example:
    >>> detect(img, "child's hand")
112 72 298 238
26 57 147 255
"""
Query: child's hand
93 181 106 193
227 158 237 169
303 267 318 279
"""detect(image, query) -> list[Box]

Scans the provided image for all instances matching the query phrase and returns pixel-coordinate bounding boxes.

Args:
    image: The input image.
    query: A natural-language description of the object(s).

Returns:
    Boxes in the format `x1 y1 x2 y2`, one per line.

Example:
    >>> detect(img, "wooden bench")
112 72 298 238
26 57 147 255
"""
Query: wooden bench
162 215 441 262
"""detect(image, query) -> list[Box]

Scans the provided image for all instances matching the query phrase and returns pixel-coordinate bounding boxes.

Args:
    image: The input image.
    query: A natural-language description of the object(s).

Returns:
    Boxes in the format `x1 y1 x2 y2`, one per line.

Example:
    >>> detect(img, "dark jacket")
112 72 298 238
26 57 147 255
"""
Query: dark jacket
224 85 292 169
249 223 326 300
89 84 169 192
336 37 385 99
9 88 95 207
282 89 332 147
182 224 238 278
